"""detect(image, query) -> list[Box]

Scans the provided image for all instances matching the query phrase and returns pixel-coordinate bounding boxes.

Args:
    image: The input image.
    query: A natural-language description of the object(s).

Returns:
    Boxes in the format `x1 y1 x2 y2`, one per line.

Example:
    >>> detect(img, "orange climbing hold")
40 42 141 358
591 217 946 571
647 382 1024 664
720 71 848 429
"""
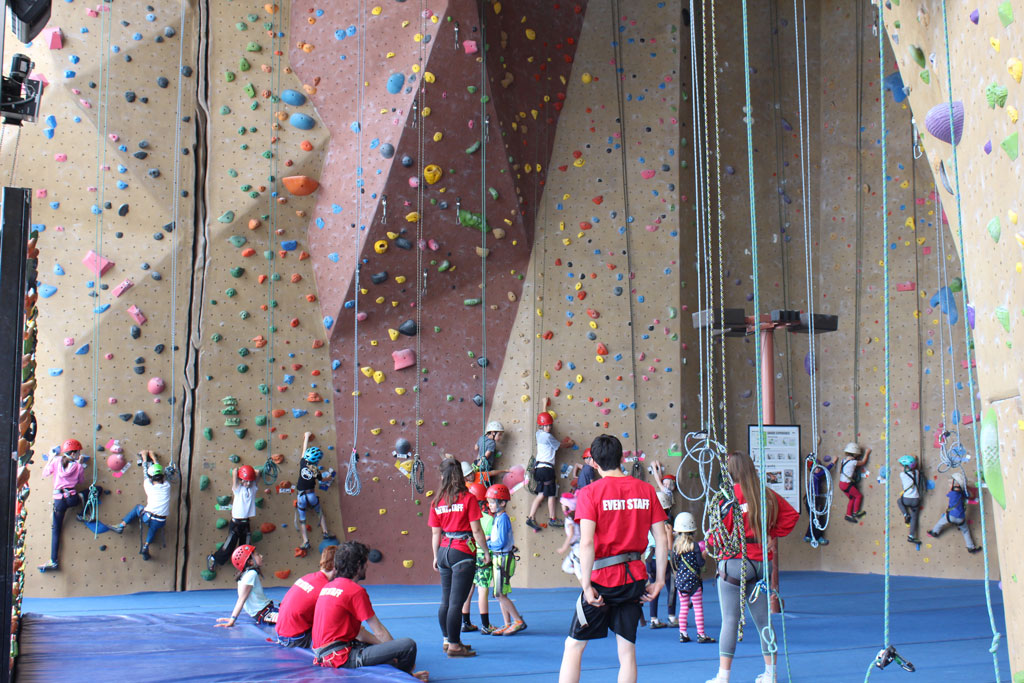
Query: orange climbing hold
307 392 323 402
300 140 313 151
272 409 286 417
282 175 320 196
270 453 285 464
596 342 608 355
298 251 310 260
290 273 302 283
248 218 262 230
275 570 291 579
261 522 276 534
312 339 324 349
252 335 268 348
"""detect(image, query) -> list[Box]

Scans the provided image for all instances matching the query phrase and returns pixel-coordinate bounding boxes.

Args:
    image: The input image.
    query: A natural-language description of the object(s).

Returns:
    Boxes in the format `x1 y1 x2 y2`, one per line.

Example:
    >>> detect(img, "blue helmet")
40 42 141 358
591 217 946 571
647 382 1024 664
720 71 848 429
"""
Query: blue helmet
898 455 916 468
303 446 323 464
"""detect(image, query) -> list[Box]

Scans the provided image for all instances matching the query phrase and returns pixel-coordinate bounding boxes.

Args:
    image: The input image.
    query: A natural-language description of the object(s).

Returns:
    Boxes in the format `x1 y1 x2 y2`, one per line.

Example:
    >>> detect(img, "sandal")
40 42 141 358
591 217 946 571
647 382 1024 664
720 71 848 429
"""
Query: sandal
697 633 716 644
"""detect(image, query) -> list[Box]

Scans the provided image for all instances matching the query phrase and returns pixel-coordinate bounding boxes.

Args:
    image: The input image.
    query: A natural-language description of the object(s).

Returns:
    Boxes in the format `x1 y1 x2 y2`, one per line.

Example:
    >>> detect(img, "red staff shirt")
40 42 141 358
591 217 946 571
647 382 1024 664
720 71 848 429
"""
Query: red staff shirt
715 483 799 562
428 490 482 554
575 475 667 587
311 578 375 664
275 570 329 638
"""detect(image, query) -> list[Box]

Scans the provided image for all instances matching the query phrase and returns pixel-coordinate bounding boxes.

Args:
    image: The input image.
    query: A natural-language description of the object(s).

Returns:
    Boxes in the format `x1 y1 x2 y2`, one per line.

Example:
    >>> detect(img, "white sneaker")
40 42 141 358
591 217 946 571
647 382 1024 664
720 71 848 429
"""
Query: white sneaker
755 672 776 683
667 615 679 625
649 617 667 629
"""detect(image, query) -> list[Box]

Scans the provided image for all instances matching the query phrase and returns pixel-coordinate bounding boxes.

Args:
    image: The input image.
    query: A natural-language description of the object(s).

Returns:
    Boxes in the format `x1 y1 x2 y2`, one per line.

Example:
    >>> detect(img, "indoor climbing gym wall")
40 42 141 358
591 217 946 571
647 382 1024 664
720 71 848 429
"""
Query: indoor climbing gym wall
16 2 199 596
879 0 1024 673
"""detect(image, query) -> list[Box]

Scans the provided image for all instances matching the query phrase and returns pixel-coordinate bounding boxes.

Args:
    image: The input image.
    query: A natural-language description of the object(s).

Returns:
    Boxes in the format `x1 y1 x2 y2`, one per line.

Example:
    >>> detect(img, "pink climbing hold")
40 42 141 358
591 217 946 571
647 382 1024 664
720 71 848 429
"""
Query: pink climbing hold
463 40 478 55
82 249 114 276
112 278 134 297
924 100 964 145
106 452 126 473
392 348 416 370
127 305 147 325
640 170 656 179
43 27 63 50
147 377 166 394
54 153 67 162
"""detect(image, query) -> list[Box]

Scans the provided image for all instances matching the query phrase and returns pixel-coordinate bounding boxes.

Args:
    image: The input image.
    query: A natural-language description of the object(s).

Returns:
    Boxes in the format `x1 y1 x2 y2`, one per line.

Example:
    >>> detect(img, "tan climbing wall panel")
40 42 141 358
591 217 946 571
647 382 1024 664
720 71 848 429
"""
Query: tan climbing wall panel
186 0 339 590
18 2 198 597
879 0 1024 673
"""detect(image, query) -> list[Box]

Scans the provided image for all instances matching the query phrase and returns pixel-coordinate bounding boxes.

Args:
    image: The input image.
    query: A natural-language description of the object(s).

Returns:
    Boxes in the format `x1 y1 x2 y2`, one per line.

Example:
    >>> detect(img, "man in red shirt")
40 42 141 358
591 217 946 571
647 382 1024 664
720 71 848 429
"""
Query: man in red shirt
559 435 668 683
274 545 337 648
312 541 428 681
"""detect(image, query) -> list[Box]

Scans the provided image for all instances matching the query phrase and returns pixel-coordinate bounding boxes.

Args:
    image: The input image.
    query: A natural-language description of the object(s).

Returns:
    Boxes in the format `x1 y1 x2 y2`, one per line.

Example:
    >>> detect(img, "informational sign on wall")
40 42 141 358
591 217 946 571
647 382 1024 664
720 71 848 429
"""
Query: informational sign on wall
747 425 802 511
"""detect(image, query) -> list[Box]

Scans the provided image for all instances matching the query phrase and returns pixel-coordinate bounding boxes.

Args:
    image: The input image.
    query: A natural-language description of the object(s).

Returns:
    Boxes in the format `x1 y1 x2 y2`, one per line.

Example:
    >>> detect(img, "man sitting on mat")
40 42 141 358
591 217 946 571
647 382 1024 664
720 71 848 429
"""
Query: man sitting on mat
311 541 429 681
274 545 337 648
558 434 669 683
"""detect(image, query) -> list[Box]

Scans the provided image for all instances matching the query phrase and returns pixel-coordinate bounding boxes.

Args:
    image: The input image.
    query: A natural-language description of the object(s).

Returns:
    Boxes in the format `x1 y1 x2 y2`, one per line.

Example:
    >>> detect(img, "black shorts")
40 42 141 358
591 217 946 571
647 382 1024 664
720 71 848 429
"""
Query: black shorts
533 465 557 497
568 580 646 643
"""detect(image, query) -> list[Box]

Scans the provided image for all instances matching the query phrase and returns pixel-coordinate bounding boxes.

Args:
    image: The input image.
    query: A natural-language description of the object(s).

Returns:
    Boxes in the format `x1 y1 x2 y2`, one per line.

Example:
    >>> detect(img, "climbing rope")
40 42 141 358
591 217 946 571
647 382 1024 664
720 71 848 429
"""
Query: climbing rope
608 0 642 456
708 0 728 452
852 0 867 441
344 448 362 497
938 1 1004 677
864 1 892 678
168 0 188 478
412 0 426 500
348 0 367 495
478 1 489 438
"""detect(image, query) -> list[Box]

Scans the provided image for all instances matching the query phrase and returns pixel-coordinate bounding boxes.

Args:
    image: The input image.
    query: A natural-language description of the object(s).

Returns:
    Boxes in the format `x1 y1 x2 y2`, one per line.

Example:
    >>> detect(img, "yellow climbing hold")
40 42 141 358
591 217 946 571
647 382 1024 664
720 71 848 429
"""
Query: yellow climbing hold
405 211 420 223
425 489 434 497
573 157 585 168
371 5 382 15
1009 57 1023 83
581 72 592 84
1015 231 1024 247
401 530 409 535
413 33 423 42
991 37 1001 52
374 240 388 254
411 64 420 73
596 355 605 363
371 427 382 435
375 296 385 304
373 370 386 384
347 526 358 533
422 106 431 117
1010 106 1020 124
424 164 443 184
403 560 414 568
395 275 407 284
562 238 572 246
521 394 530 402
360 366 374 377
432 132 443 142
424 71 436 83
386 51 395 59
387 231 399 239
493 1 501 13
388 328 399 341
379 508 387 515
525 28 536 40
395 387 406 395
576 374 583 384
1009 210 1018 224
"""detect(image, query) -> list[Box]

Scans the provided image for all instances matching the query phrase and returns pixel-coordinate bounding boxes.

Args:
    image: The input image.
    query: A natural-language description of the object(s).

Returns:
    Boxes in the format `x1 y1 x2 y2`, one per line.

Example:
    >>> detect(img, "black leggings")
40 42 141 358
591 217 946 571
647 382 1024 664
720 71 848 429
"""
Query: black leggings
437 545 475 644
212 519 251 567
49 493 85 563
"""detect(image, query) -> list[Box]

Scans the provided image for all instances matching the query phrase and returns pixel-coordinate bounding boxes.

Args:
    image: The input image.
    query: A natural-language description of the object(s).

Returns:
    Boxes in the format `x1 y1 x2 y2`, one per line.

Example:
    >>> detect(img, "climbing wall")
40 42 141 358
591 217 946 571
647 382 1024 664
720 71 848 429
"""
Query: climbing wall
16 2 199 596
877 0 1024 675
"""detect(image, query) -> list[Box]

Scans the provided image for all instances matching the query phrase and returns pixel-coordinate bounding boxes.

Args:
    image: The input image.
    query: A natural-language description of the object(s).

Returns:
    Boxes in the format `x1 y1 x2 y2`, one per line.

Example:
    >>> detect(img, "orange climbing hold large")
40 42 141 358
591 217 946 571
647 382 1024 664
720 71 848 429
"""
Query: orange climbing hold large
281 175 320 196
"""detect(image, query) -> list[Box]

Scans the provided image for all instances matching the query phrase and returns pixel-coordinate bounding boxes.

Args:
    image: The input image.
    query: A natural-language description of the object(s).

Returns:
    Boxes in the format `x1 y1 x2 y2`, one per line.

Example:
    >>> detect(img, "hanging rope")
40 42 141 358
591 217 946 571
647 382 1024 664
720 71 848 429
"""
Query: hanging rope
345 448 362 496
411 0 428 499
478 1 489 437
938 1 1003 677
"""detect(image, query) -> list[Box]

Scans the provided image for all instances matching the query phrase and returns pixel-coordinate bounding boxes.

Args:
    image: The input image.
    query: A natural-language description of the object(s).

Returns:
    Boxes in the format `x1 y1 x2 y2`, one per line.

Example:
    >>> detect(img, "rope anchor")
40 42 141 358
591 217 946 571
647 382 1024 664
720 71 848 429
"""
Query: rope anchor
873 645 915 673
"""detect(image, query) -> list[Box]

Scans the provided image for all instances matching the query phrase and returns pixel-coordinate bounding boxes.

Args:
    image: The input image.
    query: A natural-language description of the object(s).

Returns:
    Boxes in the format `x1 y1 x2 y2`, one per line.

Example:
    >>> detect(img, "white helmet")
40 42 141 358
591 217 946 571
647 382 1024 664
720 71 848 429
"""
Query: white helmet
460 461 475 478
951 471 967 489
843 442 861 455
485 421 505 433
673 512 697 533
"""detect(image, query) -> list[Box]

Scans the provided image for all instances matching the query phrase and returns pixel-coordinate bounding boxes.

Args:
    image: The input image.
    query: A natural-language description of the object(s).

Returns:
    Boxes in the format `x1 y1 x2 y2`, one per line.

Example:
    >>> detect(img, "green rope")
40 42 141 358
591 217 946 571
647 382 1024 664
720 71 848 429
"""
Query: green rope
938 2 1003 678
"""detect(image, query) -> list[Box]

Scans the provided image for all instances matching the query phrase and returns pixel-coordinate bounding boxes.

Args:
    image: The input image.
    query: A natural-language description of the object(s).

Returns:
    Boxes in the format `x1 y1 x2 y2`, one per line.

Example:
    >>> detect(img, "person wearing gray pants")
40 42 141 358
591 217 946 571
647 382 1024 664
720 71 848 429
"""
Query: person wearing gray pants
716 559 772 658
927 472 982 554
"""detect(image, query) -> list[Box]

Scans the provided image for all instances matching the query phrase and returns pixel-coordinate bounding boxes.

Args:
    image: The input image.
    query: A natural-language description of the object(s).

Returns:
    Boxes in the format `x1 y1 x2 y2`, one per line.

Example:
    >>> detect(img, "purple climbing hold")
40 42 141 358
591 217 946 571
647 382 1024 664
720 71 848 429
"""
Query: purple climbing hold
970 9 980 24
804 352 814 375
984 140 993 155
966 303 976 330
924 101 964 145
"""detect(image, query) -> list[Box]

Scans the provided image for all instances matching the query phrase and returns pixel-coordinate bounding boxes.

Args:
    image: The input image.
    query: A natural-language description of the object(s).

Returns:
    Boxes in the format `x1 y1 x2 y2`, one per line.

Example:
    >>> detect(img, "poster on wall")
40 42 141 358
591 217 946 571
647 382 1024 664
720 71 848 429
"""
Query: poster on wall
747 424 801 512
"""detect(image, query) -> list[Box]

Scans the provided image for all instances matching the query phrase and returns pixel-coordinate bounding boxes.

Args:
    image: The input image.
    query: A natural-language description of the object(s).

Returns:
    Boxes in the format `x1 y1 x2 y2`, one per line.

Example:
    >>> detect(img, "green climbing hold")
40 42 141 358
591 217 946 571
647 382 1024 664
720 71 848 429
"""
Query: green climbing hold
237 364 248 374
238 347 249 357
240 311 250 319
199 475 210 490
225 71 235 82
250 530 263 543
246 42 262 52
254 439 267 451
264 251 274 260
466 140 481 154
239 58 251 72
259 384 269 395
458 209 491 232
995 306 1011 333
949 277 963 293
464 298 481 306
919 70 930 85
201 569 217 581
987 217 1001 242
234 428 247 438
438 260 451 272
1001 132 1019 161
979 407 1006 509
212 333 222 342
480 95 490 104
909 45 926 68
218 211 235 223
225 288 237 298
228 235 247 247
203 427 213 440
229 454 240 463
998 1 1014 27
219 105 231 115
230 267 245 278
488 187 499 200
236 22 247 30
986 82 1009 109
224 417 240 427
254 415 267 426
217 495 232 506
255 497 265 509
433 326 441 332
244 83 256 98
467 85 477 94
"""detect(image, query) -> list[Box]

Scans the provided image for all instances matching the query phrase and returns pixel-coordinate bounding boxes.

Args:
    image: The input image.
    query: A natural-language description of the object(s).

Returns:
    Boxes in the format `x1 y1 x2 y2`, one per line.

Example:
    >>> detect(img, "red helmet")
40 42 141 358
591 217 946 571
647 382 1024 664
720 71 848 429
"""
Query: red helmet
485 483 511 501
468 482 488 501
582 448 592 460
61 439 83 454
231 544 256 571
536 412 554 426
237 465 257 481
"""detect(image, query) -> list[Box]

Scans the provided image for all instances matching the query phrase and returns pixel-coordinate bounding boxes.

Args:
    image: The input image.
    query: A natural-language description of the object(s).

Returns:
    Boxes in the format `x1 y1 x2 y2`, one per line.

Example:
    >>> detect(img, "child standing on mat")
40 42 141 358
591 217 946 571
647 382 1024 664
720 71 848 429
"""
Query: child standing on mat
558 434 668 683
557 492 581 579
215 544 278 627
672 512 714 644
473 421 508 488
295 432 333 551
111 450 172 561
527 411 574 531
275 545 338 648
646 461 678 628
839 442 870 522
896 455 922 543
460 482 496 634
927 471 982 554
207 465 258 574
485 483 526 635
38 438 92 573
705 452 799 683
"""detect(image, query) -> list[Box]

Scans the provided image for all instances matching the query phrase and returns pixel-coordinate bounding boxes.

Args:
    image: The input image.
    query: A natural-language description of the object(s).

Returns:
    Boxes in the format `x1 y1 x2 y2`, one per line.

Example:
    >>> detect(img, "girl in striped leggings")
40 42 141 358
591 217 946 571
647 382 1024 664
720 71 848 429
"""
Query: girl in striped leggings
671 511 714 644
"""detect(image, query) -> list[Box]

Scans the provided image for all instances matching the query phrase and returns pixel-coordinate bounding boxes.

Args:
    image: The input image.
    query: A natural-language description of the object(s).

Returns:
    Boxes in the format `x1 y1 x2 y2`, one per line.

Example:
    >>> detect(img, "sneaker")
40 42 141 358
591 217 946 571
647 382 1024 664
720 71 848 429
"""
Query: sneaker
667 615 678 626
490 624 510 635
697 633 716 643
903 515 911 525
549 519 564 528
817 538 830 546
927 530 939 538
480 624 499 635
37 561 58 573
206 554 216 572
141 545 151 561
845 515 859 523
854 511 867 519
461 622 478 632
525 517 541 532
755 673 776 683
803 535 811 543
446 644 477 658
679 633 690 643
112 523 125 535
907 535 920 544
501 620 527 635
322 529 334 539
299 541 311 551
650 618 667 629
967 546 983 554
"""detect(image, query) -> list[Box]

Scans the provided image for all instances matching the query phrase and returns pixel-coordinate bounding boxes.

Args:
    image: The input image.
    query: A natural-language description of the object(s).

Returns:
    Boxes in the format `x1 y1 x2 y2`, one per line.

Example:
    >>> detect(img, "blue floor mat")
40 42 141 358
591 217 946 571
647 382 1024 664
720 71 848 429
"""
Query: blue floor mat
17 571 1010 682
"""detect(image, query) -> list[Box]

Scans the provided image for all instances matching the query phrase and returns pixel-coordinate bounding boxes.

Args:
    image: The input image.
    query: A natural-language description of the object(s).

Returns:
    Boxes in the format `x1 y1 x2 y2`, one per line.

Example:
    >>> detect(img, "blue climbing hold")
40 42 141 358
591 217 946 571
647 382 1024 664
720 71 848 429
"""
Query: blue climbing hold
75 344 90 355
280 88 307 106
332 359 341 370
292 409 308 418
929 286 958 325
386 73 405 95
39 283 57 298
73 395 87 407
48 368 63 377
324 316 334 330
289 112 315 130
280 240 297 251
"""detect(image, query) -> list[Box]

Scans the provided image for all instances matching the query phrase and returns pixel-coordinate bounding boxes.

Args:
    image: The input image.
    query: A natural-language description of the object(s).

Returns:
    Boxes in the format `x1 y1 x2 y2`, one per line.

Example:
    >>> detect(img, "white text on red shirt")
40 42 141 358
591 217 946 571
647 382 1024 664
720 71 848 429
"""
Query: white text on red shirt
434 503 465 514
602 498 651 511
320 586 345 598
295 578 315 593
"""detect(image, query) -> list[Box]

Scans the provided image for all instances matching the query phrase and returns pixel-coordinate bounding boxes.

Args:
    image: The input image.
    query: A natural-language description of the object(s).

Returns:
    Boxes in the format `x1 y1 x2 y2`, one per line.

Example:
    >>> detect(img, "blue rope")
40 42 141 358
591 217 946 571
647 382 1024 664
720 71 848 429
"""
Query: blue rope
938 2 1003 679
864 2 891 679
345 449 361 496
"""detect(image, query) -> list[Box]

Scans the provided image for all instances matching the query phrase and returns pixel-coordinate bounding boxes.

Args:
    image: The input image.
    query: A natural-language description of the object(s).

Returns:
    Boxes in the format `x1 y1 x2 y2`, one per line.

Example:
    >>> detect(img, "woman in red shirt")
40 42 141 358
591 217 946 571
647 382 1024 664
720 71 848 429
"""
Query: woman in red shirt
706 452 798 683
429 458 490 658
